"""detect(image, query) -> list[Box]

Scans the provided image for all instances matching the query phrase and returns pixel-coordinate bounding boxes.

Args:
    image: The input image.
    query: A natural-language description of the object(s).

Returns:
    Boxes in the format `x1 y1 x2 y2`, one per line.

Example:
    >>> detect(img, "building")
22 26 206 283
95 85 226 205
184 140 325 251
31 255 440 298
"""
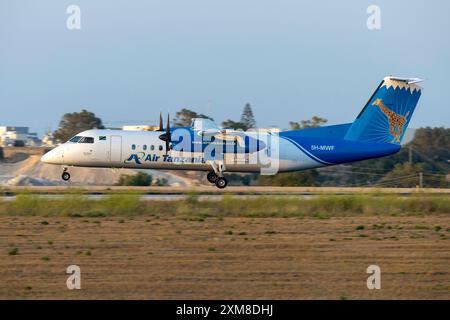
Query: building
0 126 42 147
0 126 29 146
42 132 57 147
27 132 41 146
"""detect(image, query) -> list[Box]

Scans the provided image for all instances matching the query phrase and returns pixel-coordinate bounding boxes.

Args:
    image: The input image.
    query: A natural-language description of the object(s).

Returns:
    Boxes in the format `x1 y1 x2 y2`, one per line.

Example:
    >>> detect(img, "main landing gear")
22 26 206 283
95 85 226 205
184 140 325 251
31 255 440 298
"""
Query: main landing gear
207 160 228 188
215 176 227 189
61 168 71 181
207 171 228 189
207 171 218 184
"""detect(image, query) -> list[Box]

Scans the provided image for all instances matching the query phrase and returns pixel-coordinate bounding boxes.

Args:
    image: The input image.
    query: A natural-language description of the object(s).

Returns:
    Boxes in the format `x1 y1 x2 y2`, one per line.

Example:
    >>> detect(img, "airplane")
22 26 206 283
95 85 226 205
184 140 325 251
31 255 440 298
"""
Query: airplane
41 76 423 188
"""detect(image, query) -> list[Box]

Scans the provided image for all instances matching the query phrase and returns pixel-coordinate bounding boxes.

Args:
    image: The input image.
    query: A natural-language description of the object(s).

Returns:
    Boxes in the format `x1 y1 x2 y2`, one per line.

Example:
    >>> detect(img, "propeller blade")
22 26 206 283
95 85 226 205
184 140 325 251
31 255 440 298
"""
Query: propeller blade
166 113 171 154
158 112 163 131
166 113 170 137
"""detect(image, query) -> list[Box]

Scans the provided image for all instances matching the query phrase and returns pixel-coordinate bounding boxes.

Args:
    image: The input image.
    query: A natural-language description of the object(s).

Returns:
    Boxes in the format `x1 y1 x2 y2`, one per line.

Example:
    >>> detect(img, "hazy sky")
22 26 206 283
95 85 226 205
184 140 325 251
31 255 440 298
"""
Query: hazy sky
1 0 449 135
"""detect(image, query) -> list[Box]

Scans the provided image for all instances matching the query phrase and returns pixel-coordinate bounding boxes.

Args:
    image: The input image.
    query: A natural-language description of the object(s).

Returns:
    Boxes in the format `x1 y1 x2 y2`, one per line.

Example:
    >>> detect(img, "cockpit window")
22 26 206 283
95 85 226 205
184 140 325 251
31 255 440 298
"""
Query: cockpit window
69 136 82 143
78 137 94 144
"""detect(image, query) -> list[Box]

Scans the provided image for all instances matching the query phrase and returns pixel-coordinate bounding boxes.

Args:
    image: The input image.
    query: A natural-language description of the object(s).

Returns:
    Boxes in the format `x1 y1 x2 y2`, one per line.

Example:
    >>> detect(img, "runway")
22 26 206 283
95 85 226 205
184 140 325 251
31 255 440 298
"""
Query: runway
1 186 449 195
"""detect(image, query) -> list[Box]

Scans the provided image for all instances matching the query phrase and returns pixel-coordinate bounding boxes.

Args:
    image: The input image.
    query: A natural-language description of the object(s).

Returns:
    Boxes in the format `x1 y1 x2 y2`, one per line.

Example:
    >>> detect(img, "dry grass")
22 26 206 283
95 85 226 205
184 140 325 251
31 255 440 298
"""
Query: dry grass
1 214 449 299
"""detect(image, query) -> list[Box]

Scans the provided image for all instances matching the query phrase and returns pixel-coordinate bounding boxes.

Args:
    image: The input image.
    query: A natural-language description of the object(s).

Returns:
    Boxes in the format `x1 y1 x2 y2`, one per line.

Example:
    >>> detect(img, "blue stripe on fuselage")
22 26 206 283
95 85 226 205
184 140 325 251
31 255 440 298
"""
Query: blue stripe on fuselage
280 131 400 164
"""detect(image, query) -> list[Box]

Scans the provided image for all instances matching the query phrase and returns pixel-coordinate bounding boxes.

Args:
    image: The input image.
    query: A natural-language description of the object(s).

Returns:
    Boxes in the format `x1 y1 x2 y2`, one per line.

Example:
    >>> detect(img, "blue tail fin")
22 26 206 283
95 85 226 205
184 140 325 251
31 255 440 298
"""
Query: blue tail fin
345 76 423 144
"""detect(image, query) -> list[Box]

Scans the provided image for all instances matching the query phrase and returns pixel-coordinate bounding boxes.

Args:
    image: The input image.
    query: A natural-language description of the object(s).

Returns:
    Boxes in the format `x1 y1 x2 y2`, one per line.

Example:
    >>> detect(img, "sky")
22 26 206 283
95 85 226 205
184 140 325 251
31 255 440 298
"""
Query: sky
1 0 449 136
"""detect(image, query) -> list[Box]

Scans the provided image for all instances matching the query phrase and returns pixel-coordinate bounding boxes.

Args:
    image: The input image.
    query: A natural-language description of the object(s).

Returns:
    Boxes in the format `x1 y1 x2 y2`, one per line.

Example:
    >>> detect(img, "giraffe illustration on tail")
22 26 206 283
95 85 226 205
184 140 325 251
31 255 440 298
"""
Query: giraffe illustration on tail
345 77 422 145
372 98 410 143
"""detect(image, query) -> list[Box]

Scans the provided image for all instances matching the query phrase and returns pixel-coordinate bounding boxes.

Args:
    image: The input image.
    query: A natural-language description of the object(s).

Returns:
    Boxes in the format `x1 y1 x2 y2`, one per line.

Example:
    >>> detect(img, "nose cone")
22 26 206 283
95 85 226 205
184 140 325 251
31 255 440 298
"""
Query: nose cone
41 148 62 164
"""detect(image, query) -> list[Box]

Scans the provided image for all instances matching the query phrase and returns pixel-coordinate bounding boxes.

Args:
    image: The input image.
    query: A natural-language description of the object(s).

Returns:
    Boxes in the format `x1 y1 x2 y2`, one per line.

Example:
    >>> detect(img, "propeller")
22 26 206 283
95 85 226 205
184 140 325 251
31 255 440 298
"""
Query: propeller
158 112 164 131
165 113 171 154
158 113 171 154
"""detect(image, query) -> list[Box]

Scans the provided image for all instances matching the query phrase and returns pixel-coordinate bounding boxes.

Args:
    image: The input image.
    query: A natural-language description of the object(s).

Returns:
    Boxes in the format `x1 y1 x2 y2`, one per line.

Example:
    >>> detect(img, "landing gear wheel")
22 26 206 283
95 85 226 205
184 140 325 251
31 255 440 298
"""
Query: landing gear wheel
62 172 71 181
215 177 227 189
207 171 218 184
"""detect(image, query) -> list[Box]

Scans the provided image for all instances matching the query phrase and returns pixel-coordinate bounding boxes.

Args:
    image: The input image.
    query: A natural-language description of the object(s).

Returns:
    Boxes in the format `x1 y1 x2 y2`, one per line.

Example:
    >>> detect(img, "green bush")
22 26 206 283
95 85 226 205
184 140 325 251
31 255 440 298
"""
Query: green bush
116 172 152 186
8 248 19 255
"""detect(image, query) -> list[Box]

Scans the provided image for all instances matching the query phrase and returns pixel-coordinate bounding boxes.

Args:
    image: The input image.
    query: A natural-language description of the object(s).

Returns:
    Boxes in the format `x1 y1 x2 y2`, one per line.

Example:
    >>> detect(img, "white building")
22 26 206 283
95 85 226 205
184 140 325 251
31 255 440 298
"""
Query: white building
0 126 29 146
0 126 42 147
42 132 57 147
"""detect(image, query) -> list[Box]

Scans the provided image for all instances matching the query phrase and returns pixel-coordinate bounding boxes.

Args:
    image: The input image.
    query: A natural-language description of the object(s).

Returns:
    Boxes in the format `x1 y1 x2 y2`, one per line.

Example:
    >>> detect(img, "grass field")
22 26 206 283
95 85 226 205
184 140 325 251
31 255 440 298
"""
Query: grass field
1 193 449 217
1 193 449 299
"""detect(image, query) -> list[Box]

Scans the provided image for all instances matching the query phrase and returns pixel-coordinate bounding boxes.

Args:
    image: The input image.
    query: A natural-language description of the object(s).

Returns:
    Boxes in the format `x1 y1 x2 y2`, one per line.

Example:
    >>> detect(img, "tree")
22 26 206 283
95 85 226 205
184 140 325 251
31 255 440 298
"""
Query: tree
154 177 169 186
240 103 256 130
53 109 104 142
379 163 425 187
221 119 247 131
290 116 328 130
258 170 319 186
411 127 449 165
225 173 256 186
173 108 213 126
116 172 153 186
313 127 449 188
221 103 256 131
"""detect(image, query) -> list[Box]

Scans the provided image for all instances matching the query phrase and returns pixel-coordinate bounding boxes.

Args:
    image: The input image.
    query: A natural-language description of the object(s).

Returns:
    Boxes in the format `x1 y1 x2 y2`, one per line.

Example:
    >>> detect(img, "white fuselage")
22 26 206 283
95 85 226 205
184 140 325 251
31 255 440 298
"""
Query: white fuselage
41 129 324 173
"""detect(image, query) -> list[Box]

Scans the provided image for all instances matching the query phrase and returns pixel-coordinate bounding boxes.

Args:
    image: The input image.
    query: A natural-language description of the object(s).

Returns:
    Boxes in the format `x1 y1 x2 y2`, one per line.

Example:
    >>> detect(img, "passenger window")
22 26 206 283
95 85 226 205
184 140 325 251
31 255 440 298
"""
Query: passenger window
132 144 136 150
79 137 94 143
143 145 147 150
150 145 155 151
158 145 163 151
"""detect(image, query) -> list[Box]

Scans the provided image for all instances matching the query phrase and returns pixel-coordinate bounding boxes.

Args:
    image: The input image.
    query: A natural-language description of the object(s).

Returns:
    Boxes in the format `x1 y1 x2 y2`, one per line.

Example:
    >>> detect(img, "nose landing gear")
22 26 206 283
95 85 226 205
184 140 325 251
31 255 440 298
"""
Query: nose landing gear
61 168 71 181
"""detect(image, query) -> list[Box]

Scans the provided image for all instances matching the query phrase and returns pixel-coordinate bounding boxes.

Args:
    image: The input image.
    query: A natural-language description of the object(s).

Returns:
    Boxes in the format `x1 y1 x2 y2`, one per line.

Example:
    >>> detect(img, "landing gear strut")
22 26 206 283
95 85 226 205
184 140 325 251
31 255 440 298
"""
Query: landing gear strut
61 168 71 181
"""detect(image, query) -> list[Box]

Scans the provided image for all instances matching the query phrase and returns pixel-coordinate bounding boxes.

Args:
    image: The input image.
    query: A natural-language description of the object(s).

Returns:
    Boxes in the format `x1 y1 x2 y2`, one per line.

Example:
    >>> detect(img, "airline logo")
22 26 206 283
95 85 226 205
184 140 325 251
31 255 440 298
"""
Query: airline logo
124 152 205 165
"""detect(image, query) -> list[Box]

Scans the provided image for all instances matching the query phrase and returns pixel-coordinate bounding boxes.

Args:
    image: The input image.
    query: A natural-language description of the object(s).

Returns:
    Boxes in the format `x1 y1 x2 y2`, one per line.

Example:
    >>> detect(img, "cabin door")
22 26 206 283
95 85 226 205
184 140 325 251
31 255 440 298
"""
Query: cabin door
110 135 122 162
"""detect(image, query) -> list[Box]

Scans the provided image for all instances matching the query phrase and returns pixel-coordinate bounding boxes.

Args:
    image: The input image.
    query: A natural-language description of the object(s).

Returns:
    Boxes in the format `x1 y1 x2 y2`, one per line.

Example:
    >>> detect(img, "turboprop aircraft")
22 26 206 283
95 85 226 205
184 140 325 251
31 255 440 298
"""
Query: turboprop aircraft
41 76 423 188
